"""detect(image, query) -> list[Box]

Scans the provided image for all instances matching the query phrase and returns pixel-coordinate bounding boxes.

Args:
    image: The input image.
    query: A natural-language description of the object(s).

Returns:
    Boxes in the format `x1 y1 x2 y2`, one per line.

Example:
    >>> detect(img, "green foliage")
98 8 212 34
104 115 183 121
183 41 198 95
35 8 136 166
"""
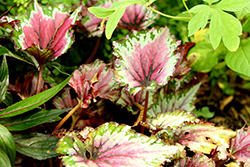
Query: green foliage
0 75 71 118
0 125 15 167
14 133 60 160
0 108 69 131
0 56 9 102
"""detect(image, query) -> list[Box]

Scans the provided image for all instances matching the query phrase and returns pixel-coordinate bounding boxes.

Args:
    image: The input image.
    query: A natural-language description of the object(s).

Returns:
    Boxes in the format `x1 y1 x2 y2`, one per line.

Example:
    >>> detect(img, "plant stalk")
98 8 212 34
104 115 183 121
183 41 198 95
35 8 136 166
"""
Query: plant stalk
35 63 44 94
53 99 83 133
182 0 193 17
141 90 149 134
149 6 191 20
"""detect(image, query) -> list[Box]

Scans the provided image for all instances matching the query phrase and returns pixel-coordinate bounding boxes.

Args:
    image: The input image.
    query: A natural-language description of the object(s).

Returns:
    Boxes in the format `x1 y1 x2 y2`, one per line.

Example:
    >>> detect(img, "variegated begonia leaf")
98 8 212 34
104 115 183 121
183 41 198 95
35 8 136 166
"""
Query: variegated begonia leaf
114 27 180 95
173 42 195 78
147 83 201 118
116 88 154 114
56 122 179 167
12 0 81 64
229 127 250 164
0 16 20 29
144 110 200 132
175 123 235 155
84 0 157 36
69 59 120 108
174 153 215 167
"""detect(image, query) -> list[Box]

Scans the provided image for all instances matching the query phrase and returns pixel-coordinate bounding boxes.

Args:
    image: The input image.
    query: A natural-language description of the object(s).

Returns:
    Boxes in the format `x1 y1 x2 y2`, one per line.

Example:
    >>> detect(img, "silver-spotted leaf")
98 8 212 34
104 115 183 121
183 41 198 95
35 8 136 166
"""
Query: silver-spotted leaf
145 110 200 131
175 123 235 154
174 153 215 167
147 83 201 118
56 122 179 167
114 27 180 95
229 127 250 164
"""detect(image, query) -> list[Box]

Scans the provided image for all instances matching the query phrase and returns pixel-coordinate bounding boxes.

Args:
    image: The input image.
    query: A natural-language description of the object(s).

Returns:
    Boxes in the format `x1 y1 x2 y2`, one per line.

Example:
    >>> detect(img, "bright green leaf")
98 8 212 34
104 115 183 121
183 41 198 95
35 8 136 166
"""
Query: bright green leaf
0 75 71 118
216 0 250 12
225 40 250 77
0 148 12 167
0 124 15 167
188 5 210 36
88 7 115 18
209 9 241 51
1 108 69 131
235 3 250 19
187 43 218 72
202 0 219 5
243 17 250 33
14 133 60 160
105 6 126 39
193 107 215 118
0 56 9 102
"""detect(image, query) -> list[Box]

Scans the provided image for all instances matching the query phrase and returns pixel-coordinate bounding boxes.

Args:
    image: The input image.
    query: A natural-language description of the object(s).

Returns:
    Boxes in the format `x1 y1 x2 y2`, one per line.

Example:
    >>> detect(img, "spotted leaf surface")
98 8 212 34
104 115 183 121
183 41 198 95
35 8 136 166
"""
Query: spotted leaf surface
175 123 235 154
13 0 81 64
145 110 200 131
114 27 180 95
56 122 179 167
147 83 201 118
229 127 250 164
174 153 215 167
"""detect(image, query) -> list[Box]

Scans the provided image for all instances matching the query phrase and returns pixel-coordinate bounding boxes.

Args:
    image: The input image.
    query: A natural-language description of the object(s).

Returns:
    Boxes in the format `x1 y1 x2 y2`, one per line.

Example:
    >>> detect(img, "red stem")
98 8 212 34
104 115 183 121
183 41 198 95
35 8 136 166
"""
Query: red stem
85 36 102 64
141 90 149 134
35 64 44 94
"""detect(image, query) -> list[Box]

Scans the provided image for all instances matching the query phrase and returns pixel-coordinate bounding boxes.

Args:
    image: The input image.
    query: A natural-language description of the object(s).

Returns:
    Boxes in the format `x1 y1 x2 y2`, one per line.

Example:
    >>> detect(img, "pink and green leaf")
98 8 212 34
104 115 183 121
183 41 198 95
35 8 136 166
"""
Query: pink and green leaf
175 123 235 154
13 0 81 64
174 153 215 167
147 83 201 118
69 59 120 106
120 4 157 29
56 122 179 167
229 127 250 164
114 27 180 95
116 88 154 114
145 110 200 131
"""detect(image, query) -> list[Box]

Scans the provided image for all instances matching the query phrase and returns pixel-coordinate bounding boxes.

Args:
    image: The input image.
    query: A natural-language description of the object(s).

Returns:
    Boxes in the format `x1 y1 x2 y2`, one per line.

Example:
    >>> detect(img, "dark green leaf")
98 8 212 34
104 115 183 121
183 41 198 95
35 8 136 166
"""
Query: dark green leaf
0 75 71 118
1 108 69 131
14 133 60 160
0 148 12 167
0 45 36 66
0 124 15 167
0 56 9 102
88 7 115 18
